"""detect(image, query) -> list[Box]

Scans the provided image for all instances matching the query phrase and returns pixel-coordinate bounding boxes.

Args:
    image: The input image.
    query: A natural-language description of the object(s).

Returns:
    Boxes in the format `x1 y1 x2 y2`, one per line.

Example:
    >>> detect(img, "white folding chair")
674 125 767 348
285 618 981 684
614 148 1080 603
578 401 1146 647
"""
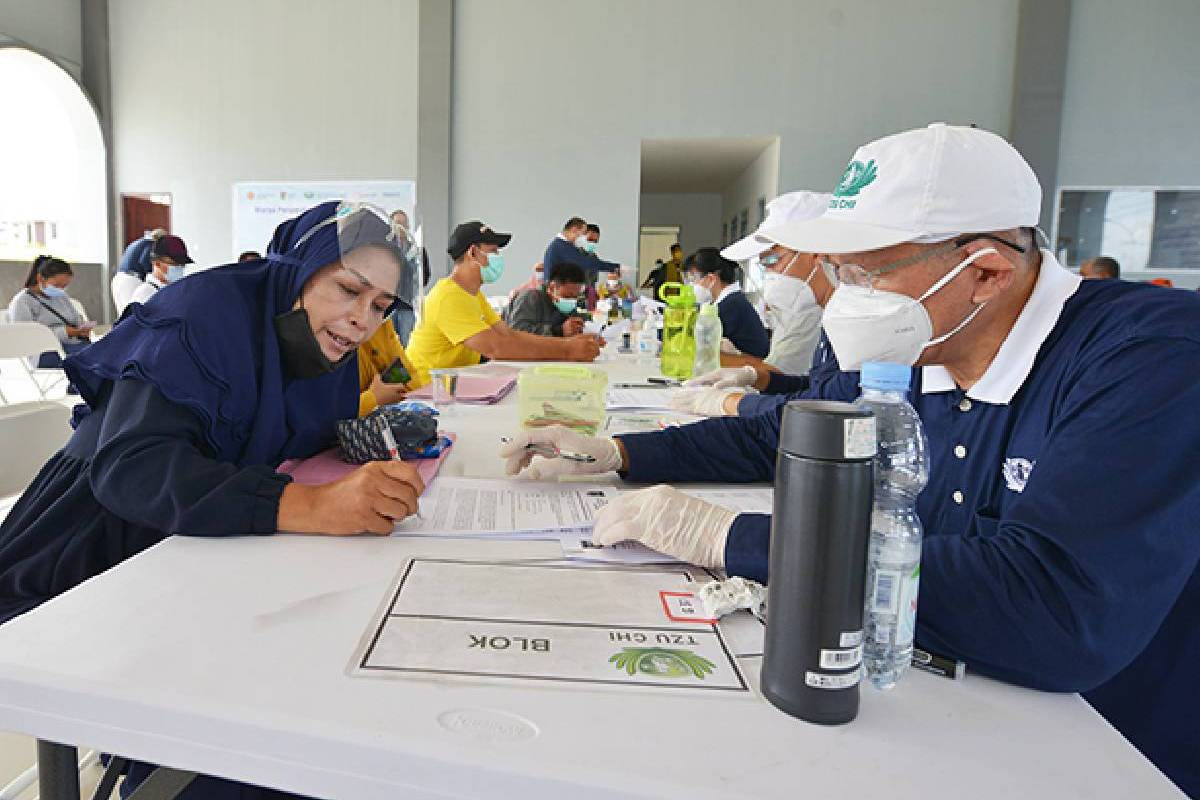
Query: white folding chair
0 322 68 402
0 400 72 498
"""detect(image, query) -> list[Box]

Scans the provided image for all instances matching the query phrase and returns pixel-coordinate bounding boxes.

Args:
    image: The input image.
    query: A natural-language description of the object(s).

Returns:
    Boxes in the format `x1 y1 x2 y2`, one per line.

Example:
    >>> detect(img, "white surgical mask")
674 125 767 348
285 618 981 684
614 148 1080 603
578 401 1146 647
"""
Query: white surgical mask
821 247 996 370
762 258 818 315
574 235 590 249
692 282 713 305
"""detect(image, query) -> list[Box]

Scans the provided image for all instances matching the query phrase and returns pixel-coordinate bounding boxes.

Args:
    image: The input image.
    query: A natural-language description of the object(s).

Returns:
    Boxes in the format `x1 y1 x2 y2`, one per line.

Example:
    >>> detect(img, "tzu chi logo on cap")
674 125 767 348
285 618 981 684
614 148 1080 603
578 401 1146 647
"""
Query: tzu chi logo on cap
830 158 878 209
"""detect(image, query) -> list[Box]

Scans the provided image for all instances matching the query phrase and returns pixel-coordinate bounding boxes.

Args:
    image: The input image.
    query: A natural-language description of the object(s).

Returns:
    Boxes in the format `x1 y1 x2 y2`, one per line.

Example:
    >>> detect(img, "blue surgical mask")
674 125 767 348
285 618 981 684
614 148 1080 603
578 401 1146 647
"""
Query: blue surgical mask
166 265 186 283
760 253 782 268
480 252 505 284
584 241 597 254
41 285 67 298
554 297 578 314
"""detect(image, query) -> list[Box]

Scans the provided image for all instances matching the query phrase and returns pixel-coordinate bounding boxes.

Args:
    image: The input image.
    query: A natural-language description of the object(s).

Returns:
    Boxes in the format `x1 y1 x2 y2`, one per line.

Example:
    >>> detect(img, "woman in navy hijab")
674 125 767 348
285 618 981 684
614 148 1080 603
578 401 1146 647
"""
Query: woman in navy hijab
0 201 424 798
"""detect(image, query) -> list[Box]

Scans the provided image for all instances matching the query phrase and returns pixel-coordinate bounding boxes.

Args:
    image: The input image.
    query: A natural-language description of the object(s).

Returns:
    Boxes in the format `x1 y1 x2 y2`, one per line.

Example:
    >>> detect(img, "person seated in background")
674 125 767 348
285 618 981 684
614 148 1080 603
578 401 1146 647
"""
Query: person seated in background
358 316 422 416
114 234 193 316
111 228 165 313
7 255 93 367
717 190 832 377
500 124 1200 798
543 217 622 308
683 247 770 359
127 235 193 307
597 270 634 304
1080 255 1120 280
238 250 262 262
504 262 587 337
508 262 545 301
406 220 601 376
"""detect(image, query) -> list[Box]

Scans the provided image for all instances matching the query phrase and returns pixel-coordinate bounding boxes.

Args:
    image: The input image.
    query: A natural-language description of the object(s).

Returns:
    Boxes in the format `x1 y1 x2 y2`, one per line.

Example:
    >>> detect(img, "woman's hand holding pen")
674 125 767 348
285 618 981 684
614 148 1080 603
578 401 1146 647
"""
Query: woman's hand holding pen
277 461 425 535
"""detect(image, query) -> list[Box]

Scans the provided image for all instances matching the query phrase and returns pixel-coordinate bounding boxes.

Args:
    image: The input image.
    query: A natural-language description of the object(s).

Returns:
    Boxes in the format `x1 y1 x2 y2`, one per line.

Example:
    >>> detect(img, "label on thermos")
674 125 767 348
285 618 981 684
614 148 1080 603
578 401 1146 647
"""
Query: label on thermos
805 670 863 690
819 645 863 670
843 417 877 459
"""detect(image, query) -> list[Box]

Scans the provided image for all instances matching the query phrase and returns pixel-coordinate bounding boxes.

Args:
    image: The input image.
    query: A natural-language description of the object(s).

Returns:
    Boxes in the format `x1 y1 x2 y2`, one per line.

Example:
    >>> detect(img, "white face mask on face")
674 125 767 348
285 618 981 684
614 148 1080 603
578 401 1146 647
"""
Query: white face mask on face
691 279 713 305
574 234 590 249
821 247 997 370
762 256 818 316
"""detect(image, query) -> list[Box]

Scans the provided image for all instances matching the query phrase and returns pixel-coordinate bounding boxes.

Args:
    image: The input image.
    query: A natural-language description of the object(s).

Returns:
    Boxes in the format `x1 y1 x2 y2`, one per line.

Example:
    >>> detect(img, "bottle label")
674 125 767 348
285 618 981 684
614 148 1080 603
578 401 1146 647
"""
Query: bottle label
897 564 921 647
820 645 863 670
844 417 876 459
870 568 902 614
805 669 862 690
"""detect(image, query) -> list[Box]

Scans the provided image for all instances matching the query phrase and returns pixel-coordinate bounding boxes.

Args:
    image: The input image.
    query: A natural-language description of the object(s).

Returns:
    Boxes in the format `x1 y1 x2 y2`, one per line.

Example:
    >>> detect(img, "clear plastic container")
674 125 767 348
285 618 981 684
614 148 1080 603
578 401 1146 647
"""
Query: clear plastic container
517 365 608 435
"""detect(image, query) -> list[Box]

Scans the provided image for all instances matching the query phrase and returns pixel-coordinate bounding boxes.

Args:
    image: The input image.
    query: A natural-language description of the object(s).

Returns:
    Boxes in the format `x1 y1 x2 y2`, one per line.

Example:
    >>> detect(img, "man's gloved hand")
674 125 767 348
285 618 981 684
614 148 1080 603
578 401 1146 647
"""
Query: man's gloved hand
592 485 737 570
684 365 758 389
499 425 623 479
669 386 744 417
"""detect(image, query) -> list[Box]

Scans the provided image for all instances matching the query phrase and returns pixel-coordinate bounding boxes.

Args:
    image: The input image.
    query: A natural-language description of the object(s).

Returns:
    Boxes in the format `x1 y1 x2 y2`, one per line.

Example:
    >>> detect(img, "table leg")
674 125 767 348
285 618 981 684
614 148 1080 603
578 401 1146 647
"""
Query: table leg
36 740 80 800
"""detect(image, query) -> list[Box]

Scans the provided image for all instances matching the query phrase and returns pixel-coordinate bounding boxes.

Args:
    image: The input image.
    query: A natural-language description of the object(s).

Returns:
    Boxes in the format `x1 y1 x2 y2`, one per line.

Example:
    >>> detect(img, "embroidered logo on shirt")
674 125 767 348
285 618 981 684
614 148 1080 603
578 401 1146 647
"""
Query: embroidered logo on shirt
1002 457 1035 493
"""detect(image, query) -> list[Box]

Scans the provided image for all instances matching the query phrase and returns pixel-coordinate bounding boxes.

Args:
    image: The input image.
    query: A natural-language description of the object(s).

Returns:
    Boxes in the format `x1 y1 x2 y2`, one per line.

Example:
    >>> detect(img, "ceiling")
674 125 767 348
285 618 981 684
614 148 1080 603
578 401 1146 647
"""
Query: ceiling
640 137 777 193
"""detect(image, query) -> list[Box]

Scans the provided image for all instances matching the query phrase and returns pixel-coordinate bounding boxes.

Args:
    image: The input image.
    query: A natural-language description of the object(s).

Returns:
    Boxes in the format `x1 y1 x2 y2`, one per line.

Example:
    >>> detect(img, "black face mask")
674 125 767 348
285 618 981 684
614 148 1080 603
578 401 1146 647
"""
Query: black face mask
273 307 352 379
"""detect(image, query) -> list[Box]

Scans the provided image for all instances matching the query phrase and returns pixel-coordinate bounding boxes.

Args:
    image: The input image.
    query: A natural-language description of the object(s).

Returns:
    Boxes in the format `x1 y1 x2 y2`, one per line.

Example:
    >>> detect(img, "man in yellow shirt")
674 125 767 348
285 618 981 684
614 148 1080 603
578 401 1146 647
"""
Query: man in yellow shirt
407 220 602 378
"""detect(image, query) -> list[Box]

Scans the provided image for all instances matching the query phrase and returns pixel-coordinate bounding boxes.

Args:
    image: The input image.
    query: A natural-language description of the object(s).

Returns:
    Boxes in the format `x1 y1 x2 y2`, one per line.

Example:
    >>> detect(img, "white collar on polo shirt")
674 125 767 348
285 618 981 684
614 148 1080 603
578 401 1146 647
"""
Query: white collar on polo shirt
716 282 741 304
921 249 1081 404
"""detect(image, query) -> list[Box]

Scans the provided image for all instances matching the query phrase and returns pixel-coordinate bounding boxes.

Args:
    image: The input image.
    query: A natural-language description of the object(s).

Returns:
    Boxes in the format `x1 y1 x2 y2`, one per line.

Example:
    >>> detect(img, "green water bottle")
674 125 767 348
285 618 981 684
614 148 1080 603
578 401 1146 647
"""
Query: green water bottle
658 281 697 379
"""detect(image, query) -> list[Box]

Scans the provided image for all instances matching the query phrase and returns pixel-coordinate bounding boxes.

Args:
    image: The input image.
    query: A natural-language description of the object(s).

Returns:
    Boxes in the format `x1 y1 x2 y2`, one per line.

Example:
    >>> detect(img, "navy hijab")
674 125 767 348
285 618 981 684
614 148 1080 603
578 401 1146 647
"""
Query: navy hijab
65 201 384 467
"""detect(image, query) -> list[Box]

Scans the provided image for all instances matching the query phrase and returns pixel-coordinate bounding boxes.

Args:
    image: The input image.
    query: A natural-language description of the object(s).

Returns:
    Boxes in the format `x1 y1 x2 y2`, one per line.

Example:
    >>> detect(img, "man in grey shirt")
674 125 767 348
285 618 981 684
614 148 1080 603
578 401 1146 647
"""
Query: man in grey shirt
504 262 587 337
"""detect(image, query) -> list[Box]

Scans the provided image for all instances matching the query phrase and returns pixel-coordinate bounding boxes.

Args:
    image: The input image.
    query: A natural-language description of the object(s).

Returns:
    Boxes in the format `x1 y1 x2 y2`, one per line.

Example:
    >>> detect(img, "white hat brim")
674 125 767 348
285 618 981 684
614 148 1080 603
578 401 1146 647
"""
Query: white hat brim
763 216 923 255
720 231 772 261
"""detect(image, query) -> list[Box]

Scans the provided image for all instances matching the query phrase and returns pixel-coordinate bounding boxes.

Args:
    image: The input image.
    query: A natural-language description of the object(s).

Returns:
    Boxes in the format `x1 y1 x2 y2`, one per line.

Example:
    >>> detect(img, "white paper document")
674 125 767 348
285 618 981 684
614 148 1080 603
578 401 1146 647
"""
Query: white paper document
605 387 677 410
352 559 750 693
602 412 697 434
393 478 618 538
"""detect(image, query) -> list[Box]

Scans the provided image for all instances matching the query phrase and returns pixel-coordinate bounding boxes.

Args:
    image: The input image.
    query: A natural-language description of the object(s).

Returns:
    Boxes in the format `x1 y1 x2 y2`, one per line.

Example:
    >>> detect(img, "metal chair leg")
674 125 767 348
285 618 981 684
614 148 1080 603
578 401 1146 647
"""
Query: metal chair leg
36 740 80 800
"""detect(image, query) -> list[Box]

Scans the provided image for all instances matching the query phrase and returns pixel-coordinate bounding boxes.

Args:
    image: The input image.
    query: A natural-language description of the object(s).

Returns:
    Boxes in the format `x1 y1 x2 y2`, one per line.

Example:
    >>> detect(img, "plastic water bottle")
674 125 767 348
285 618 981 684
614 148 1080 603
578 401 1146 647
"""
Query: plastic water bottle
692 303 722 376
853 362 929 690
636 311 660 363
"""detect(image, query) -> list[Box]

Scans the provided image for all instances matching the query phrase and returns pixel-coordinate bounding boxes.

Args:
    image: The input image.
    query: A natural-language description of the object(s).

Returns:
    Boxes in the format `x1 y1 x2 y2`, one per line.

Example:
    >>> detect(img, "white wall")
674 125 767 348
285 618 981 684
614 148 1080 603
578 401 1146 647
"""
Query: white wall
1055 0 1200 287
721 140 780 246
451 0 1018 295
638 193 722 257
0 0 82 76
109 0 420 268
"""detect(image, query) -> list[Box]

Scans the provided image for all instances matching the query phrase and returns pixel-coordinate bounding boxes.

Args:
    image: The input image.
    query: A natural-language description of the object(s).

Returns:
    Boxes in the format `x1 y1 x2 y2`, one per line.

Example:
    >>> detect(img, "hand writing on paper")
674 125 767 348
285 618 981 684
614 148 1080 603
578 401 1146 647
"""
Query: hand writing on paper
278 460 425 535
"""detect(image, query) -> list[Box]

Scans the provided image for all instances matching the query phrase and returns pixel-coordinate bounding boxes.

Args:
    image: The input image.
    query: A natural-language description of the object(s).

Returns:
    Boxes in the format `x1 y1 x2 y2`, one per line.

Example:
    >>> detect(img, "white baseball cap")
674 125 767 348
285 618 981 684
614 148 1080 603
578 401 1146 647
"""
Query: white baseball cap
764 123 1041 255
720 190 831 261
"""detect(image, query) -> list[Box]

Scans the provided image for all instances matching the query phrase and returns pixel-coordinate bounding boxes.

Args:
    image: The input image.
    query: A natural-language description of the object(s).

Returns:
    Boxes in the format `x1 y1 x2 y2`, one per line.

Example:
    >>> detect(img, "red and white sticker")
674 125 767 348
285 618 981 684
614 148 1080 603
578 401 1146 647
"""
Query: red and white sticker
659 591 717 624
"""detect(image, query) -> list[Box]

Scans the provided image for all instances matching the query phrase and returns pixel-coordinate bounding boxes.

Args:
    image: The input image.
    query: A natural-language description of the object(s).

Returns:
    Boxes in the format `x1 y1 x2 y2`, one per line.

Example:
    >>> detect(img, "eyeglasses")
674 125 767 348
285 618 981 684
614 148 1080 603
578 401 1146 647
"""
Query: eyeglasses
820 233 1027 291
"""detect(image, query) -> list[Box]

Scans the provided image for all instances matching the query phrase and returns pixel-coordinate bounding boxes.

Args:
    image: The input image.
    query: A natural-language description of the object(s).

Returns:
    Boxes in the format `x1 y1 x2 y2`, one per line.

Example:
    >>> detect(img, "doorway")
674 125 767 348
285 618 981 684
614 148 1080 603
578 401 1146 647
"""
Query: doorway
637 226 680 286
120 193 172 248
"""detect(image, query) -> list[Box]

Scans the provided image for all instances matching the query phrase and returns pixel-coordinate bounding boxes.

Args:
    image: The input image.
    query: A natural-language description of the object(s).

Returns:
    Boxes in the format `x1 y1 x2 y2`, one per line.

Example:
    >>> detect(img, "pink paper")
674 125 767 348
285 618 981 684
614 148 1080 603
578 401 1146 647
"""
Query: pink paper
278 433 455 491
406 371 517 403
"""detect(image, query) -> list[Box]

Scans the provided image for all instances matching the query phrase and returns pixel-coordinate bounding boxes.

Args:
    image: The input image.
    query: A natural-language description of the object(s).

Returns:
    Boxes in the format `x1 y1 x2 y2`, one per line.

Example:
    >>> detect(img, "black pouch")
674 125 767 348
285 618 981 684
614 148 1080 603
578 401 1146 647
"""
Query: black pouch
336 405 439 464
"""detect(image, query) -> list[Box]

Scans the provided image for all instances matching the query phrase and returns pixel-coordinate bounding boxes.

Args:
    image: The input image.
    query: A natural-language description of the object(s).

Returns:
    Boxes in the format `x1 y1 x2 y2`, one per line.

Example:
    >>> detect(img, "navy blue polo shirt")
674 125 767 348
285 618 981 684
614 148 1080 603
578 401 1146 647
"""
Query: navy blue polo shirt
617 256 1200 796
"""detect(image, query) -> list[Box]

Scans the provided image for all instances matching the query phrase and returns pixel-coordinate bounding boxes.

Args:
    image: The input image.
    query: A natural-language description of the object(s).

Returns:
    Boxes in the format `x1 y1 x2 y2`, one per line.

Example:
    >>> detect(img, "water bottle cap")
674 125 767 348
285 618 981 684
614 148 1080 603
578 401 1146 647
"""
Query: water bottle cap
859 362 911 392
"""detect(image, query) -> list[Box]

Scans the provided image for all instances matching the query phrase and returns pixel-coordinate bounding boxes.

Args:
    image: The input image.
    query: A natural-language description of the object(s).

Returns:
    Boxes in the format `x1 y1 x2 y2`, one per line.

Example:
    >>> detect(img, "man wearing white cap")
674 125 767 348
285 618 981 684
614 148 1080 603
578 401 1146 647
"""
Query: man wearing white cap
671 191 835 418
501 123 1200 796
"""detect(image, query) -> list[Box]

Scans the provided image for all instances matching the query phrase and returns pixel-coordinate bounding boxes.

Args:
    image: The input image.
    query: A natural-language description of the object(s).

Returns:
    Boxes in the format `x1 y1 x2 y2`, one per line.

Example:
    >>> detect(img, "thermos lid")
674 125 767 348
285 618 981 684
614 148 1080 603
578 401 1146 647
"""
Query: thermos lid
780 400 876 462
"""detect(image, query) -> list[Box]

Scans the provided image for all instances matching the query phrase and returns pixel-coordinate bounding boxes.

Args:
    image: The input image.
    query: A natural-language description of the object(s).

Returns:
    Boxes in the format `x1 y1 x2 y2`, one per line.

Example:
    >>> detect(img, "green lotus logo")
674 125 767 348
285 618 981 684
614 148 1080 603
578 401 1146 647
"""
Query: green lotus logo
609 648 716 679
833 159 878 198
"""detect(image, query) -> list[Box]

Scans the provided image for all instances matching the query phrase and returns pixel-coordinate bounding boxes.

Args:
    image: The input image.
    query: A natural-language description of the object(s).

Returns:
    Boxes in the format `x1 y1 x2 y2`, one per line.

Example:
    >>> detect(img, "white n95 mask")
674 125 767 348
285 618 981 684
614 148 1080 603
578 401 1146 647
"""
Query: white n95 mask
821 247 996 370
762 259 818 316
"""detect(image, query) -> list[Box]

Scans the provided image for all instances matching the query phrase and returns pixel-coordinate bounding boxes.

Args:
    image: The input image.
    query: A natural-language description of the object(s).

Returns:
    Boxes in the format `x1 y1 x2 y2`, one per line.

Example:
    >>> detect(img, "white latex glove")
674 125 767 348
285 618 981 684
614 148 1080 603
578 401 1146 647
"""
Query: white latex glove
669 386 743 417
592 485 737 570
684 365 758 389
499 425 623 479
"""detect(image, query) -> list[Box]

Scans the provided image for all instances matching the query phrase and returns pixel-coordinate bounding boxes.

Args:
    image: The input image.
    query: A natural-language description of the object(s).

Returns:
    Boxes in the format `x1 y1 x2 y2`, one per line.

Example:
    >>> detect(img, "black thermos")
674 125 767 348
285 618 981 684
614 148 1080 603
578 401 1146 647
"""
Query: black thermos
761 400 876 725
